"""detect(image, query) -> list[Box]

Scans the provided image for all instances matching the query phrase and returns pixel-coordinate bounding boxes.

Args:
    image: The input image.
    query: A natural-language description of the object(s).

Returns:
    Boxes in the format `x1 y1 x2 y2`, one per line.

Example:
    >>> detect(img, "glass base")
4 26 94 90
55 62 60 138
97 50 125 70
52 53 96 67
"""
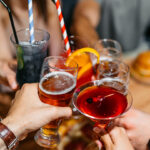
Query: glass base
34 130 60 148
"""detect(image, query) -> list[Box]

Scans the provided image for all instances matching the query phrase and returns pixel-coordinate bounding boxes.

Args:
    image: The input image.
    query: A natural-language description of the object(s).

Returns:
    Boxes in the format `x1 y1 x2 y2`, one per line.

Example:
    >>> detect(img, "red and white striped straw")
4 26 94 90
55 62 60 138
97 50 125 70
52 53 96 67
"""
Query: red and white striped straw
53 0 71 56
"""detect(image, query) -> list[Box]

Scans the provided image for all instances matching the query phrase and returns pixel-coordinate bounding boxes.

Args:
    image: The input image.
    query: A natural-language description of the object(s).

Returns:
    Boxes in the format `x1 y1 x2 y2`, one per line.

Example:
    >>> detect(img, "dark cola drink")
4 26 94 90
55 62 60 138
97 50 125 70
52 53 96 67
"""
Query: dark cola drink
16 41 48 87
10 28 50 87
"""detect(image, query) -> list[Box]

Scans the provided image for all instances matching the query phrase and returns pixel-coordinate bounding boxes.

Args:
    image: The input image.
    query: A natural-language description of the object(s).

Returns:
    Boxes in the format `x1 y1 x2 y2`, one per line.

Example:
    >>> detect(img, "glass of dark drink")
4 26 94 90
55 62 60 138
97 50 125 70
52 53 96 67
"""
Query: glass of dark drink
10 28 50 87
34 56 78 148
72 79 133 131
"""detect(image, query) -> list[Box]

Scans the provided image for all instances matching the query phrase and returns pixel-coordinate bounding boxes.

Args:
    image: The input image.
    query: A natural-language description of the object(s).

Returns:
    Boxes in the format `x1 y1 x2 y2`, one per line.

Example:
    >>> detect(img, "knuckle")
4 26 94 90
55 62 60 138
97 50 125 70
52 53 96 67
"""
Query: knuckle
22 83 30 91
111 127 121 136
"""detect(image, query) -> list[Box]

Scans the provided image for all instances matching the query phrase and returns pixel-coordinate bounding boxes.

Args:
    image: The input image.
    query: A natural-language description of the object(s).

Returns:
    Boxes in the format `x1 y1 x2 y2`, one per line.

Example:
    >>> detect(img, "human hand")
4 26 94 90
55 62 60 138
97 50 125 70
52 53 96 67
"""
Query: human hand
0 59 18 90
115 108 150 150
1 83 72 139
100 127 134 150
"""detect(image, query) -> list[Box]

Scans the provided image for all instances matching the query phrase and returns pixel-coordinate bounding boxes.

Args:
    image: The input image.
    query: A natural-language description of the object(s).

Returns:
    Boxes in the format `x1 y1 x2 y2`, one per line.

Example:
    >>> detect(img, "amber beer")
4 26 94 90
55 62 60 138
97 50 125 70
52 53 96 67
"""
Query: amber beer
39 71 76 106
38 71 76 134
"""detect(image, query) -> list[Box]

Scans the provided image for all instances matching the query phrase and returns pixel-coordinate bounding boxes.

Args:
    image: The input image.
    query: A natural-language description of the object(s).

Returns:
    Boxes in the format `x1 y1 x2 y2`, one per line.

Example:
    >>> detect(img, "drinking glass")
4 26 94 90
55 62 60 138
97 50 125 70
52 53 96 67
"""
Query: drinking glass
96 60 130 94
95 39 122 61
34 56 78 148
10 28 50 87
72 79 133 148
66 35 93 118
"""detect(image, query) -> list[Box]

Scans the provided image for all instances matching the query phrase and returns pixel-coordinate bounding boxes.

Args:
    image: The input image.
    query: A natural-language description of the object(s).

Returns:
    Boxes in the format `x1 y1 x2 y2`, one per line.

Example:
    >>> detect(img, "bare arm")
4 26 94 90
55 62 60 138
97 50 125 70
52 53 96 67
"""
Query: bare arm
71 0 101 47
0 83 72 149
46 0 63 56
0 7 13 59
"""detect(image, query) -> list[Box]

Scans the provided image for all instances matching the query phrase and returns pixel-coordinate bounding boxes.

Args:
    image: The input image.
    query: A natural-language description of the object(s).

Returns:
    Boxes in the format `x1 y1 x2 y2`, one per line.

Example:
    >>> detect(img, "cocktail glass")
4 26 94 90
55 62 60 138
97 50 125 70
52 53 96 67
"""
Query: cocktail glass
34 56 78 148
72 79 132 142
10 28 50 87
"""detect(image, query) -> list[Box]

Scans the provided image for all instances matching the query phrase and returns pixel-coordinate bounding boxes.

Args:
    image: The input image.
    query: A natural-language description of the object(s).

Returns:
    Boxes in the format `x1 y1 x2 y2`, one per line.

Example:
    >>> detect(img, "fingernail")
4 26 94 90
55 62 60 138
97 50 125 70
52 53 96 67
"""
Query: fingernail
11 82 17 89
95 140 102 149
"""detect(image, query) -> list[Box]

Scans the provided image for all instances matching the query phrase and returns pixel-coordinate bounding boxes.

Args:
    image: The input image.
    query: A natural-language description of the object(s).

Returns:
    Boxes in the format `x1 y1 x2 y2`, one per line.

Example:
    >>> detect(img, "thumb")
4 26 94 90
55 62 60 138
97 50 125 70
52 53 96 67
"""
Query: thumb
6 69 18 90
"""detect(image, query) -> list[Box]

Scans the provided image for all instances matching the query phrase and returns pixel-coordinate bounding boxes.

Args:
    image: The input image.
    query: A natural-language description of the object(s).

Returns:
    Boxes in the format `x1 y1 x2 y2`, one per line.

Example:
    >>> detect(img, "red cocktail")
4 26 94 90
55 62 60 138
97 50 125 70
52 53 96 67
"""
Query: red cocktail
72 80 132 129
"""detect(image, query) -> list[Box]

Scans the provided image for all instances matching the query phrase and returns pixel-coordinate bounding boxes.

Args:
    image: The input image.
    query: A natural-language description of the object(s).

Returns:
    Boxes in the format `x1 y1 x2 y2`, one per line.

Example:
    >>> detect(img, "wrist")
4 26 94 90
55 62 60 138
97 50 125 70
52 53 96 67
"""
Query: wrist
1 116 24 138
0 122 19 150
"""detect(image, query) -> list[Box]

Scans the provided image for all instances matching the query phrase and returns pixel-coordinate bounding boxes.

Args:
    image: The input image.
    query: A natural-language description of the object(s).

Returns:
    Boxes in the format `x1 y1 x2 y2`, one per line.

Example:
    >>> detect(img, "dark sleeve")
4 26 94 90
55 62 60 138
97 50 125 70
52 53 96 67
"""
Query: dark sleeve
61 0 79 35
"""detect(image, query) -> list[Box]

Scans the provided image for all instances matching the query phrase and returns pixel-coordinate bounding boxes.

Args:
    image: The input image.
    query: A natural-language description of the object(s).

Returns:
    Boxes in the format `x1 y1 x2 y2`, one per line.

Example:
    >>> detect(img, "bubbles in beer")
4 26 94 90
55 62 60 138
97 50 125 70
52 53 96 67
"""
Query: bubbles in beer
39 72 76 95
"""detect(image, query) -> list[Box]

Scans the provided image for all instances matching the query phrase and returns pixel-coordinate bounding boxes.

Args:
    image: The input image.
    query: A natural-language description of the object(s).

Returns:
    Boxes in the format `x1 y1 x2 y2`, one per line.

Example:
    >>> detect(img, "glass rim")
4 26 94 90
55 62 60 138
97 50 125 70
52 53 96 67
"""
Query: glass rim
98 59 130 77
10 28 50 46
72 80 133 121
98 38 122 50
43 56 78 72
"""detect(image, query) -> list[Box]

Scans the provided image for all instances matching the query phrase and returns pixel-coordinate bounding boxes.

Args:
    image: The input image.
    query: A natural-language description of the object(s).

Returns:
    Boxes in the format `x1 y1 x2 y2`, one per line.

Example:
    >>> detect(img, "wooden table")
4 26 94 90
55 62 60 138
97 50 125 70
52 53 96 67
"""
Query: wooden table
0 67 150 149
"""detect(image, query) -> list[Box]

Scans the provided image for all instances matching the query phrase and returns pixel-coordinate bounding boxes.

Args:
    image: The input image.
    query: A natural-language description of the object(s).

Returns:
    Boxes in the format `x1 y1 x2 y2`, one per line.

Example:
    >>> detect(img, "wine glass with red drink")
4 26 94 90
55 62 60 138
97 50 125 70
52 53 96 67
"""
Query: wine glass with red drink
72 79 133 132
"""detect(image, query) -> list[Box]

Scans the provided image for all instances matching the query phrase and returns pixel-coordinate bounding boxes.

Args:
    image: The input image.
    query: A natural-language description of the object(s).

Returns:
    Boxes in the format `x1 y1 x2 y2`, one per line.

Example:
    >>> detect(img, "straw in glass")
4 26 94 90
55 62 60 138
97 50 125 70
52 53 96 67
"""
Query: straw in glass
0 0 19 44
52 0 71 56
28 0 35 43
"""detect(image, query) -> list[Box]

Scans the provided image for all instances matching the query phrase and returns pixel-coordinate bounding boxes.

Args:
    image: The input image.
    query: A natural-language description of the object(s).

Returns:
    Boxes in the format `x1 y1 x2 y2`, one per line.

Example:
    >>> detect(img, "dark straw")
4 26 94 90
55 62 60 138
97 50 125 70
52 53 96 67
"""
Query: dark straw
0 0 19 44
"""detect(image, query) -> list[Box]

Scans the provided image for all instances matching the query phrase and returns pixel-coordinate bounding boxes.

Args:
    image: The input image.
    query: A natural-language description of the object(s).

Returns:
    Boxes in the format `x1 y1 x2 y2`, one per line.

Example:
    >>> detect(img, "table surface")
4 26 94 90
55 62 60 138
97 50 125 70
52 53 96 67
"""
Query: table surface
0 61 150 150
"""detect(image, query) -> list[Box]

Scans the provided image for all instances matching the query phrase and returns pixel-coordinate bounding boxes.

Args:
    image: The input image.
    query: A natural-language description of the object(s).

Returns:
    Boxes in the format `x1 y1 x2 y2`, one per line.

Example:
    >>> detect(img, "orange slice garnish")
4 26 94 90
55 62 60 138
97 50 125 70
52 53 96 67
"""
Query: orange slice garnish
66 47 100 65
77 62 92 79
66 47 100 79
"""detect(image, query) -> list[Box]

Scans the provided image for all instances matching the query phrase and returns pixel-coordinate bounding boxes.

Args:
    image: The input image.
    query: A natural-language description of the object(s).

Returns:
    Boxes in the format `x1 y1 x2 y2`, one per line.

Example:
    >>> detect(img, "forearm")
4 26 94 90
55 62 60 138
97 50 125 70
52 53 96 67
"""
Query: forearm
71 16 100 47
0 18 12 60
70 0 101 47
0 117 23 150
47 0 63 56
1 117 23 138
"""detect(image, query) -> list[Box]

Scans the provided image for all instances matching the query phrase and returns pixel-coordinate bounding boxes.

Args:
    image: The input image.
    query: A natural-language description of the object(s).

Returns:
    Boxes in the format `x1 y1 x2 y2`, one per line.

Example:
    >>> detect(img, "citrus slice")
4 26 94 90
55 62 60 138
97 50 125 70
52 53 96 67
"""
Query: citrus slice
66 51 91 68
66 47 100 84
66 47 100 66
77 62 92 79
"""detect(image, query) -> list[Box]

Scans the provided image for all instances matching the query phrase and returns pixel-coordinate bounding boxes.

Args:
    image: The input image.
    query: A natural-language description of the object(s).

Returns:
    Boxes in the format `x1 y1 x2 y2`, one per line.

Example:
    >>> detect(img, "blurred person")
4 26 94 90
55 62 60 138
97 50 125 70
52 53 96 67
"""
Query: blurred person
115 108 150 150
0 0 64 90
0 83 72 150
71 0 150 52
0 0 79 90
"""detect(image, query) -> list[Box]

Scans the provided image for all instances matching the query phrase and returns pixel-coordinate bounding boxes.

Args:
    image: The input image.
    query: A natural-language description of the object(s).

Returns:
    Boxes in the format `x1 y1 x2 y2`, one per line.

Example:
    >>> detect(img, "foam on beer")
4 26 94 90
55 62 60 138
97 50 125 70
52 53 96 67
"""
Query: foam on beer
39 72 76 95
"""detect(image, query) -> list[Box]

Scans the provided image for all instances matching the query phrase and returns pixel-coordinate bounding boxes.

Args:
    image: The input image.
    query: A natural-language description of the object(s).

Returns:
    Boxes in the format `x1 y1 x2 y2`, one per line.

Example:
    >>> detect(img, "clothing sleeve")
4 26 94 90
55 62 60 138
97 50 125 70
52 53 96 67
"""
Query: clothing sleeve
95 0 102 4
